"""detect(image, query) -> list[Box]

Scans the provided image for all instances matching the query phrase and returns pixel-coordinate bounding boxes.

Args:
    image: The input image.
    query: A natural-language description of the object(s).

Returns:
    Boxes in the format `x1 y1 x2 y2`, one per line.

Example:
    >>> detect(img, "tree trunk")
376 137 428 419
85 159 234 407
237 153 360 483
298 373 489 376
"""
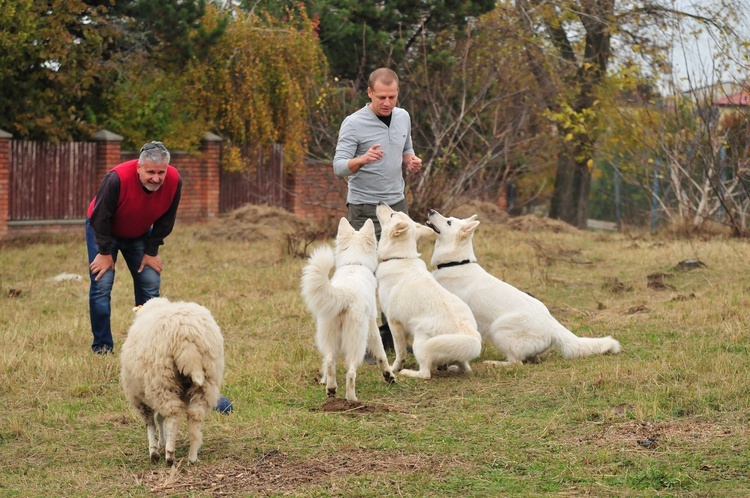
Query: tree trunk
549 143 591 229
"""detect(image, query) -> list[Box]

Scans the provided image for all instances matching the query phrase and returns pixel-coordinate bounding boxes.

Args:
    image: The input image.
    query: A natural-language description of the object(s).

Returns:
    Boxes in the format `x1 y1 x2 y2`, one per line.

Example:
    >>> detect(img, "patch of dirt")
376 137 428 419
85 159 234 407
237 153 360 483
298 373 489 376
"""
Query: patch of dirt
315 397 394 415
566 419 736 452
506 215 580 233
647 272 676 291
602 277 633 294
670 293 697 302
140 449 447 497
192 204 321 243
526 239 592 266
625 304 650 315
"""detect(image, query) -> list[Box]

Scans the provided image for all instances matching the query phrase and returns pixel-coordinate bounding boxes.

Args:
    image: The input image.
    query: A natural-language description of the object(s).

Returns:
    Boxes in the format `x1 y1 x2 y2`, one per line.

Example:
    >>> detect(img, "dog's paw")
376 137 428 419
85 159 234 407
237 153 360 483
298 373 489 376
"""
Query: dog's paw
383 371 396 384
326 387 337 397
399 369 431 379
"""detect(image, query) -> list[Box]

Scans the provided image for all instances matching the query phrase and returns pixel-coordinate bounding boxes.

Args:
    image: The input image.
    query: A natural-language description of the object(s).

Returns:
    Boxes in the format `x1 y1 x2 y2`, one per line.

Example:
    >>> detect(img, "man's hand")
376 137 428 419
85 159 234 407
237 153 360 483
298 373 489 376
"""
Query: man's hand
362 144 384 164
139 254 164 274
349 144 384 172
90 254 114 281
404 153 423 173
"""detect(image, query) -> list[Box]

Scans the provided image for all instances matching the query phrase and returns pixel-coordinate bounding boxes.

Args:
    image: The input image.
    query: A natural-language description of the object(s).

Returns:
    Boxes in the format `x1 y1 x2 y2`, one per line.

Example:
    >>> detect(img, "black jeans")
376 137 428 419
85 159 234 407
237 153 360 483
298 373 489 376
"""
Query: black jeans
347 198 409 240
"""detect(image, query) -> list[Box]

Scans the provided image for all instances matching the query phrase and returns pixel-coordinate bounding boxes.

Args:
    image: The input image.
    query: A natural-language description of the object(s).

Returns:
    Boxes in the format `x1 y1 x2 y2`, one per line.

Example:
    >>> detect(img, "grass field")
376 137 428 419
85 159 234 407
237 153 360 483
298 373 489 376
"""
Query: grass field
1 209 749 497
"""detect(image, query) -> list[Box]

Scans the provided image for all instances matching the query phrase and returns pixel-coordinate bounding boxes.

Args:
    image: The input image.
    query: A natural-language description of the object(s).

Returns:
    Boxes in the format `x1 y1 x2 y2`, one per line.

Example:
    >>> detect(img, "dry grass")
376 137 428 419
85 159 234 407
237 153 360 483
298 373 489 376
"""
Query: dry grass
1 206 749 497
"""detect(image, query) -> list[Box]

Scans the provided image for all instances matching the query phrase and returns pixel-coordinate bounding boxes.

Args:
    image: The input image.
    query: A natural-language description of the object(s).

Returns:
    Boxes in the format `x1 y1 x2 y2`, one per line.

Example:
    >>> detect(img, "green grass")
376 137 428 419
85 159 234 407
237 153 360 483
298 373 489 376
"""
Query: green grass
1 218 749 497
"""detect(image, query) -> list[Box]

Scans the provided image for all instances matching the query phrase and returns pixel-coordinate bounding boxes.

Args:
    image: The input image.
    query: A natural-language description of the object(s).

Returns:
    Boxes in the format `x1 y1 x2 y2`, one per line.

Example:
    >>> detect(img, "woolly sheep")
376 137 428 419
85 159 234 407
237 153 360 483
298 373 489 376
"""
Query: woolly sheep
120 297 225 466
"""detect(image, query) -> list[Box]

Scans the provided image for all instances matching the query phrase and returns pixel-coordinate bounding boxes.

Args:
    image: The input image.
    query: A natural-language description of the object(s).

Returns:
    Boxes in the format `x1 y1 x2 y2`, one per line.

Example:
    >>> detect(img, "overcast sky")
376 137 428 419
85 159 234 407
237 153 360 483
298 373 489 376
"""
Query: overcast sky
668 0 750 90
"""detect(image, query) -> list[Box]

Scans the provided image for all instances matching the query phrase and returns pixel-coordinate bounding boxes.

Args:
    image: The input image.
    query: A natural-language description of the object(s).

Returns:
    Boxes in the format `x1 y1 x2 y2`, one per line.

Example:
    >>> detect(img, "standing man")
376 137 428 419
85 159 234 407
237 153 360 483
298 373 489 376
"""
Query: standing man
86 141 181 355
333 67 423 238
333 67 423 347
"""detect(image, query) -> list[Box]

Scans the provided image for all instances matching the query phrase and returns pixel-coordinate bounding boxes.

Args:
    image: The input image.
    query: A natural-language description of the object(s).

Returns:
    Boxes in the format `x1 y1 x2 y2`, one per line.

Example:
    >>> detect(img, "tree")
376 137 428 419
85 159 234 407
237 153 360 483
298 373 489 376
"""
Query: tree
189 4 329 167
245 0 495 85
510 0 743 228
0 0 119 140
400 9 557 216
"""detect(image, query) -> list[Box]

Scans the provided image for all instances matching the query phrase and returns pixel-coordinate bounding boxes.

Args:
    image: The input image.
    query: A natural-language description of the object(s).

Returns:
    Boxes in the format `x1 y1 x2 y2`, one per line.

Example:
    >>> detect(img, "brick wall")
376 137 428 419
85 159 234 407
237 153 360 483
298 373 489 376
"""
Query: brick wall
0 129 337 239
288 159 347 224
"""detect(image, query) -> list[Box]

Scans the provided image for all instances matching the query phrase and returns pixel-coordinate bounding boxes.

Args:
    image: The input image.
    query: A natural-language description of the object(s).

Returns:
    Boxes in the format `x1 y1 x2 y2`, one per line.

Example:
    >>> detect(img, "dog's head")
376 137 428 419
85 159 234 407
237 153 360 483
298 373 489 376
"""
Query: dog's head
376 203 433 260
334 217 378 271
426 209 480 267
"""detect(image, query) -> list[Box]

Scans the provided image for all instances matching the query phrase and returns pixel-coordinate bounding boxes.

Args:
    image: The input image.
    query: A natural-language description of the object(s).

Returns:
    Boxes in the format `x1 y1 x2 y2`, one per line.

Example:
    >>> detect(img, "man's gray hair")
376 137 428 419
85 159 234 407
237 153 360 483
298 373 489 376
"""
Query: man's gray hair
139 141 170 165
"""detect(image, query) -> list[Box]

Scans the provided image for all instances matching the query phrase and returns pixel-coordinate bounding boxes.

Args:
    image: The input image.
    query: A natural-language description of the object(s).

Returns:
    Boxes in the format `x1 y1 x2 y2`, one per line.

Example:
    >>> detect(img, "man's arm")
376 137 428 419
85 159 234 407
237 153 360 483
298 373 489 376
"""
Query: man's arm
145 177 182 256
89 172 120 255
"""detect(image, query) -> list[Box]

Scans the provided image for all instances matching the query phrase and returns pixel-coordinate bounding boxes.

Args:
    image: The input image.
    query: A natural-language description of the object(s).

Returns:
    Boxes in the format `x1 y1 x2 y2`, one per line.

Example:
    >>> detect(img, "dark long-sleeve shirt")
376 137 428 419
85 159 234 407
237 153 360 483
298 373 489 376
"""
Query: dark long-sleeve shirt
89 167 182 256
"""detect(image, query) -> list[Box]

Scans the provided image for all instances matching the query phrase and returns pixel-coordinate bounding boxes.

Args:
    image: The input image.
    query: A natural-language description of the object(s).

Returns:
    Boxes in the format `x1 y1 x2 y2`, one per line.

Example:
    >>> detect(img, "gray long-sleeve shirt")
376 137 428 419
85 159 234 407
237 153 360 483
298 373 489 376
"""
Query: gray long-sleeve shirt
333 104 415 205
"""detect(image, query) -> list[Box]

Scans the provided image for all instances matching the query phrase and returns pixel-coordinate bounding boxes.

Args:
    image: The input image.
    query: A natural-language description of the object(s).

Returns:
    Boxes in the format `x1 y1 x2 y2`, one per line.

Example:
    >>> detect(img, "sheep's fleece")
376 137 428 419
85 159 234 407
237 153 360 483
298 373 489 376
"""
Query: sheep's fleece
120 297 224 465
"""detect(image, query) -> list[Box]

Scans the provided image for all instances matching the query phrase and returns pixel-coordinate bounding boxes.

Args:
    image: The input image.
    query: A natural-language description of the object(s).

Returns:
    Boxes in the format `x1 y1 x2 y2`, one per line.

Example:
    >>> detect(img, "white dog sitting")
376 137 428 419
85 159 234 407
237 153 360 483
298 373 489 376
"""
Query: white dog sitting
426 210 621 366
375 203 482 379
301 217 395 401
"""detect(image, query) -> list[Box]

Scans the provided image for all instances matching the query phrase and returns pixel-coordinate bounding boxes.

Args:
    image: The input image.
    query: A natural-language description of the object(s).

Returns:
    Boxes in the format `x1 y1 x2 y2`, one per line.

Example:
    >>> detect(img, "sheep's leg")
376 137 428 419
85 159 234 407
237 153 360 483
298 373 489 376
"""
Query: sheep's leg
136 403 160 463
163 416 180 466
155 412 166 451
187 416 204 464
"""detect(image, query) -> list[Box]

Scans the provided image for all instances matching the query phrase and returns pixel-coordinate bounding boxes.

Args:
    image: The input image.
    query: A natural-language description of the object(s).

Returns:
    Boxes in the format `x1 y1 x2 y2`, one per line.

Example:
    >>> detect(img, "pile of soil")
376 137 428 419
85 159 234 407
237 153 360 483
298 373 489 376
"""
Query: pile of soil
448 199 510 224
506 215 580 233
192 204 317 242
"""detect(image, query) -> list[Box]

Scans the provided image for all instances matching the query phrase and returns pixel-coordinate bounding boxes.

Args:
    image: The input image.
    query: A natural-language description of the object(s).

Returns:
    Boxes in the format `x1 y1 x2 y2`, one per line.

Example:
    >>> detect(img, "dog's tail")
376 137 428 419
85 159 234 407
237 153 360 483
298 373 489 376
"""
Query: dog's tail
553 324 621 359
421 333 483 365
300 245 345 318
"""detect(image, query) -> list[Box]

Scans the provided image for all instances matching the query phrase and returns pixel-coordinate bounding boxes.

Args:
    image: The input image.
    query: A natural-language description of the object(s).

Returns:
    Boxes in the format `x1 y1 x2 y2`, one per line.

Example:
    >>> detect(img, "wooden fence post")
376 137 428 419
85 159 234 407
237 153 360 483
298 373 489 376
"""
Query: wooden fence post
201 132 222 219
0 129 11 238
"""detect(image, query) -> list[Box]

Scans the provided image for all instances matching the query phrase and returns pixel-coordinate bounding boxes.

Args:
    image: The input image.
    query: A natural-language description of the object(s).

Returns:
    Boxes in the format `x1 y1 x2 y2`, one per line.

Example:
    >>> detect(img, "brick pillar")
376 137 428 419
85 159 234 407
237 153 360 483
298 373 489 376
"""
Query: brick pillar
201 132 223 219
91 129 124 184
0 129 12 238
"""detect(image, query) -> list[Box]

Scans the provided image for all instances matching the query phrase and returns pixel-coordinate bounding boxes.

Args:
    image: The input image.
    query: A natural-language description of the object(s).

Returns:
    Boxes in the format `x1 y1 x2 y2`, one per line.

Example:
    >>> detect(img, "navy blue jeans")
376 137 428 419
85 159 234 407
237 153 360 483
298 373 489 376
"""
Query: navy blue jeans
86 219 160 353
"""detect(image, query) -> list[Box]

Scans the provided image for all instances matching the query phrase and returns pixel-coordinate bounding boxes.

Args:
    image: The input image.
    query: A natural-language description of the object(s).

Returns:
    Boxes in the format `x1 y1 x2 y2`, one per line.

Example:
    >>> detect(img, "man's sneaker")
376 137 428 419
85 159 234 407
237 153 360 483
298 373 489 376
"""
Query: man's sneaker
214 396 233 414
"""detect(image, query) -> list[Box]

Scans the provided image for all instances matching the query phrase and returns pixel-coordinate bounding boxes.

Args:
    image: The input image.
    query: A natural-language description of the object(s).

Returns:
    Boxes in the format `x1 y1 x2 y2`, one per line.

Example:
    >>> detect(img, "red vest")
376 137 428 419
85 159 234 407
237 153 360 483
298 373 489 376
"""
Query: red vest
87 159 180 238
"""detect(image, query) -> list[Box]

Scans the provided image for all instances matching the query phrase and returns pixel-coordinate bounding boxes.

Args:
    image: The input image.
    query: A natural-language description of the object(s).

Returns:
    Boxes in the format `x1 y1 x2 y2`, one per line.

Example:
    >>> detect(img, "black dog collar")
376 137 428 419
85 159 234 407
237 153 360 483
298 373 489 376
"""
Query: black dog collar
436 259 471 269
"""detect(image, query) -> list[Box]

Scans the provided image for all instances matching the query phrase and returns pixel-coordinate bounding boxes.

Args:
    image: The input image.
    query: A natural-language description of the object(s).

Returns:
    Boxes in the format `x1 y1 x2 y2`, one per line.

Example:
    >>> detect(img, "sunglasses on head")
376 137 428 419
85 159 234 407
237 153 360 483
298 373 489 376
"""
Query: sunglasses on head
140 141 167 153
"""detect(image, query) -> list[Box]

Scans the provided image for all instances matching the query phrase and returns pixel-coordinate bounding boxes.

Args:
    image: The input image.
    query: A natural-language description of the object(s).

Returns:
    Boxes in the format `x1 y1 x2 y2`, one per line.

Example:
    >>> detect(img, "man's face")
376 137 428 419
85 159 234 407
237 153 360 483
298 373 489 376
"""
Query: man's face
368 80 399 117
137 160 167 192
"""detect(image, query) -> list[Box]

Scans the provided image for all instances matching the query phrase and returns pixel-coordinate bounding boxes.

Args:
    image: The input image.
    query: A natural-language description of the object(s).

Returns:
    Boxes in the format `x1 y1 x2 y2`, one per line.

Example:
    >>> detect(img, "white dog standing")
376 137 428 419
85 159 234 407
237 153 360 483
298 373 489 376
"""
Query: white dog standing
426 210 621 366
301 217 395 402
375 203 482 379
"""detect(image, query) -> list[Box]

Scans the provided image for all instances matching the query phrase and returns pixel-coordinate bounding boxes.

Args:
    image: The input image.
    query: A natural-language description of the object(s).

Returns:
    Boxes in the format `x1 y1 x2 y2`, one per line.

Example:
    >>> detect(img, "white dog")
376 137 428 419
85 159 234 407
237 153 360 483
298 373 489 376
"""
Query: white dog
426 210 621 366
301 217 395 401
375 204 482 379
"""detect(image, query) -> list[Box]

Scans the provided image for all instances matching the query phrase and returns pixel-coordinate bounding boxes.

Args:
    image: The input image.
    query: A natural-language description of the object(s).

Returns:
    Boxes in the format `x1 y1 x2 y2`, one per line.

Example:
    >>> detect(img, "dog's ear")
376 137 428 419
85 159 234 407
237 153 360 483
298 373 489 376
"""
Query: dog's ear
338 217 355 236
361 218 376 239
391 220 411 238
416 223 436 239
460 220 480 238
